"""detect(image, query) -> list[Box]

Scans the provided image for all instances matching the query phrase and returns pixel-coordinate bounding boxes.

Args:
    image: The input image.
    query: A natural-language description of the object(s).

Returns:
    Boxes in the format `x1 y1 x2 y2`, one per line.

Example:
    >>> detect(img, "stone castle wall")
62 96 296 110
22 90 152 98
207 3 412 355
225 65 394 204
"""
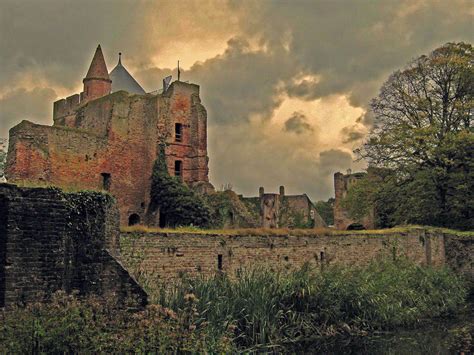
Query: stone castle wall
119 228 462 282
6 81 209 226
0 184 146 308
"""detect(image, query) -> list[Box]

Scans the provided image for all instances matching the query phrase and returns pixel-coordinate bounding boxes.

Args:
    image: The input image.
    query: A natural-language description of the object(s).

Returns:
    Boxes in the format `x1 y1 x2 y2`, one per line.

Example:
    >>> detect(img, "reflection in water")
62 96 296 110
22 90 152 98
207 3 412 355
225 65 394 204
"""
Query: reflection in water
291 304 473 354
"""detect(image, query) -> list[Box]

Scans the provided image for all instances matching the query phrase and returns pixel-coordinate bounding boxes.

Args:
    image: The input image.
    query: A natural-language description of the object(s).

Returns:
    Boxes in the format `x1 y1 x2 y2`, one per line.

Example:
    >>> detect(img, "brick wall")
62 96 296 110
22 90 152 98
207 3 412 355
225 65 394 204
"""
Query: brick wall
0 183 146 308
119 228 455 282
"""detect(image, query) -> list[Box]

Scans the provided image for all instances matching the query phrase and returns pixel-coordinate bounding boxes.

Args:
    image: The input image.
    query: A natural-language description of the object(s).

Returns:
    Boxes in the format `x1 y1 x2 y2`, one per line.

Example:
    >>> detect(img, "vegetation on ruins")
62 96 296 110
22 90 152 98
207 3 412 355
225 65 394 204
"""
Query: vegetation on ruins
315 198 335 225
0 139 6 180
204 189 259 228
1 259 468 352
150 144 211 227
347 42 473 230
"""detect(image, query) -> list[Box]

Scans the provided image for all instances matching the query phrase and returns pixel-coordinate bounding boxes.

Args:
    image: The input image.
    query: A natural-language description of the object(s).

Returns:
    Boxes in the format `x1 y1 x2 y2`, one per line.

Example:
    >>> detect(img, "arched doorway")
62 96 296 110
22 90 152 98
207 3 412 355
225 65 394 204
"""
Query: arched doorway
128 213 140 226
347 223 365 230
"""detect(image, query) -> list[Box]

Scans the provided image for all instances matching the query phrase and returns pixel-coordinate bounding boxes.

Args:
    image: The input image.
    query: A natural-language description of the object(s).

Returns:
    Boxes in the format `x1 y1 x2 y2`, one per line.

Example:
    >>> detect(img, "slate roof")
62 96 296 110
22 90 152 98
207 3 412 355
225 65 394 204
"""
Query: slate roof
109 53 146 94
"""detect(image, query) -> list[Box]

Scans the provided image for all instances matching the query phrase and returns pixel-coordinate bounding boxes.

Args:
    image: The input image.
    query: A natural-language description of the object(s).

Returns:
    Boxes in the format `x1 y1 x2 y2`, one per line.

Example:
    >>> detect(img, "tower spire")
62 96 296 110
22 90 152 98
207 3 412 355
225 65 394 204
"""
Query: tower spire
82 44 112 102
84 45 110 80
118 52 122 65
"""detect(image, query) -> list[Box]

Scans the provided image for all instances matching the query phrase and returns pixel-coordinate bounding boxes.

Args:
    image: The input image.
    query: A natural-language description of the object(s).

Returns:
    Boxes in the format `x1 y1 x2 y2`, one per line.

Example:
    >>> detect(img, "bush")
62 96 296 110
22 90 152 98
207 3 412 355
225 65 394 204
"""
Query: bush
0 291 233 353
149 144 211 227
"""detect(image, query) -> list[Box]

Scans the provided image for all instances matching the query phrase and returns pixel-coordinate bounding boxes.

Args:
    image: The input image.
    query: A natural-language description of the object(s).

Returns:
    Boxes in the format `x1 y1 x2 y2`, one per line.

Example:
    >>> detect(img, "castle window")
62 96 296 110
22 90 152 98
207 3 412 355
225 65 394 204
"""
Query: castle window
174 160 182 179
175 123 183 142
128 214 140 226
101 173 111 191
217 254 223 270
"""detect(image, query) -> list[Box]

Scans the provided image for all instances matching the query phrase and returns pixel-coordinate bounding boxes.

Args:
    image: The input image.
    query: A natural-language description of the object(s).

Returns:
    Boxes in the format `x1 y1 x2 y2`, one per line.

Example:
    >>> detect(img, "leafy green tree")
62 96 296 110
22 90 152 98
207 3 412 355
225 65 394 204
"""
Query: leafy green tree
315 198 335 225
150 144 211 227
353 42 473 230
359 42 472 172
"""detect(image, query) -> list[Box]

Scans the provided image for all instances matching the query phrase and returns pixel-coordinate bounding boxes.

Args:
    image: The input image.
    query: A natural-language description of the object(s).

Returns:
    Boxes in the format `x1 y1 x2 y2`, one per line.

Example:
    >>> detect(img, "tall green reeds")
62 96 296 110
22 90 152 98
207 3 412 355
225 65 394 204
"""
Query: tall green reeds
158 258 468 348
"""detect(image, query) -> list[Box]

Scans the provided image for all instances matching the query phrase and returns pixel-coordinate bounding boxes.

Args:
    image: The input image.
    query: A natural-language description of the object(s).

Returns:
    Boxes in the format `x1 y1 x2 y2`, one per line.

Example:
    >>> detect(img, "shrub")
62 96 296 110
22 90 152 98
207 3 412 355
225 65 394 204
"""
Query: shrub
149 144 211 227
0 291 233 353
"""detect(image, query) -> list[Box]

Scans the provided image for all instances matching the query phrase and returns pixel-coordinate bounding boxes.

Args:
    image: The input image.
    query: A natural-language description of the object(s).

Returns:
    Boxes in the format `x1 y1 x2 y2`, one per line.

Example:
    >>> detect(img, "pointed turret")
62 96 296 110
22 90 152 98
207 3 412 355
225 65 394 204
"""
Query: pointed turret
81 45 112 103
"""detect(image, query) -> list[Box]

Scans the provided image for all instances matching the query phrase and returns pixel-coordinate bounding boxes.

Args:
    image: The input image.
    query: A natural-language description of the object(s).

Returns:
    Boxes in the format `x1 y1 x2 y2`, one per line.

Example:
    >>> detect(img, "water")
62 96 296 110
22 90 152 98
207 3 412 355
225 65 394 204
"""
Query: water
292 304 473 354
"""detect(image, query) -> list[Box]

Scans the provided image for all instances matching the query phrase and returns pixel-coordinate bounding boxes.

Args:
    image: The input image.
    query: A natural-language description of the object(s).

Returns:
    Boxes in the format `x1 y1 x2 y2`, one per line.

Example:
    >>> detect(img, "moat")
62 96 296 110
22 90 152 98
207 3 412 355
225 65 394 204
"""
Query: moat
297 306 473 354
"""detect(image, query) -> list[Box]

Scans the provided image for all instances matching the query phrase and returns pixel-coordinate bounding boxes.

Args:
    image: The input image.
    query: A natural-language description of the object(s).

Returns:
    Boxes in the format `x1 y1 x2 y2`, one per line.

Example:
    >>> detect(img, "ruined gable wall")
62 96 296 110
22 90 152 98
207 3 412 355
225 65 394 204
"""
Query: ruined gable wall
120 228 447 282
280 195 327 228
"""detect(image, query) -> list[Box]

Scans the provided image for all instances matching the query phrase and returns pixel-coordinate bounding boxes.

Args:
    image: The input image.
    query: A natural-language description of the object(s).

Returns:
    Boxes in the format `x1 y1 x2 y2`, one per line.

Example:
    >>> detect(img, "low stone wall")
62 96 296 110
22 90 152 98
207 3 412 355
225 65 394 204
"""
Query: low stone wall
119 228 471 282
0 183 147 308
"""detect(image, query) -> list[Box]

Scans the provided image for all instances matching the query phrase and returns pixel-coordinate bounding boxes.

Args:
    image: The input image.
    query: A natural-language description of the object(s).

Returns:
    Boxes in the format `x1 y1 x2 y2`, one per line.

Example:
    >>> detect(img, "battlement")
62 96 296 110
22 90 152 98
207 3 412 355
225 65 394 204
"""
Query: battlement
53 94 81 121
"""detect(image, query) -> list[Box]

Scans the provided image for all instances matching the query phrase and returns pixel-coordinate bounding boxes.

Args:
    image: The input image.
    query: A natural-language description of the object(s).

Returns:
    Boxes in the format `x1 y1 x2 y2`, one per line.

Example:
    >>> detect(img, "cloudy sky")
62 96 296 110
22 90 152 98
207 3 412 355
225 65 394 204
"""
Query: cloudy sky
0 0 472 200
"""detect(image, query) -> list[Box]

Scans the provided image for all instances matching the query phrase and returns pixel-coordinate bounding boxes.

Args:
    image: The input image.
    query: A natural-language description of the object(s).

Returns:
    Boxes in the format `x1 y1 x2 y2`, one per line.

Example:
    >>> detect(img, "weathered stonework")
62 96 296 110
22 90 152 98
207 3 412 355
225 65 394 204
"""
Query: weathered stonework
6 46 210 226
239 186 326 228
334 171 375 230
119 228 472 283
0 183 147 308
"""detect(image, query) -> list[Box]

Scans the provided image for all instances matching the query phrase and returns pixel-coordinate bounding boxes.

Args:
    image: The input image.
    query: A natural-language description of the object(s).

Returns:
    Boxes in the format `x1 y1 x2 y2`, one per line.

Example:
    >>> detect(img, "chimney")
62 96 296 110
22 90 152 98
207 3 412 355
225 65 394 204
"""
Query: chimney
279 185 285 196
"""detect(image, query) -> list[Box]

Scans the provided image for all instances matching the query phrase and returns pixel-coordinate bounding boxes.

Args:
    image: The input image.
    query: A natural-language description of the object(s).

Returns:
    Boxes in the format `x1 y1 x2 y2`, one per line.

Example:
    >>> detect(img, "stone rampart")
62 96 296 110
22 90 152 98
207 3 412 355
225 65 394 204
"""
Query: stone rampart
119 227 473 282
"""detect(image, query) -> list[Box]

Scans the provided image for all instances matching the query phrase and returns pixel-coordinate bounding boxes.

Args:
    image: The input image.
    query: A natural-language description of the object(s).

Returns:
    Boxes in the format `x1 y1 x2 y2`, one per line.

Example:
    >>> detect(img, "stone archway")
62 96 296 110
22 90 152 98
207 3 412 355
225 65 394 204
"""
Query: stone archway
128 213 140 226
347 223 365 230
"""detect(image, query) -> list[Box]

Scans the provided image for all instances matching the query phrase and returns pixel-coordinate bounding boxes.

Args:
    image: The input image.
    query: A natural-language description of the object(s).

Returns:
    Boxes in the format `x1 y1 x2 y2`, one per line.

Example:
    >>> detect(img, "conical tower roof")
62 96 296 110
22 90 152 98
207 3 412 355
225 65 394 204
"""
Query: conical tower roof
109 53 146 94
84 45 110 81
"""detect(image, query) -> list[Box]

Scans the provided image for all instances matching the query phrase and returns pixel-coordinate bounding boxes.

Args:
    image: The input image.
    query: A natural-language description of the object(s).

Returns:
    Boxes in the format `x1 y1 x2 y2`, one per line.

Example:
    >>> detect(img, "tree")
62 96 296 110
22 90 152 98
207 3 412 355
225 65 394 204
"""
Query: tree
314 198 335 226
150 144 211 227
359 42 473 172
355 42 473 229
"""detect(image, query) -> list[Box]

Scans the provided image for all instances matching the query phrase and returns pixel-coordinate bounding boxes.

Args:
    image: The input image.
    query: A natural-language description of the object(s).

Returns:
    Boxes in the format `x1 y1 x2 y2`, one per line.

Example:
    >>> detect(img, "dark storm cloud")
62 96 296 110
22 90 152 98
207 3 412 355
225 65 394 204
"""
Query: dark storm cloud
284 112 314 134
231 0 473 113
0 87 57 137
0 0 472 200
340 120 366 143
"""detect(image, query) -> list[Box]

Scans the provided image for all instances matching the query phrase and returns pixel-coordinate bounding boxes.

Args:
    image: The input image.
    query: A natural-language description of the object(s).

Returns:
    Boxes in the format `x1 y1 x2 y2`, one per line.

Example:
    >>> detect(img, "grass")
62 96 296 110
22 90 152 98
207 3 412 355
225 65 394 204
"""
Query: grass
121 224 474 237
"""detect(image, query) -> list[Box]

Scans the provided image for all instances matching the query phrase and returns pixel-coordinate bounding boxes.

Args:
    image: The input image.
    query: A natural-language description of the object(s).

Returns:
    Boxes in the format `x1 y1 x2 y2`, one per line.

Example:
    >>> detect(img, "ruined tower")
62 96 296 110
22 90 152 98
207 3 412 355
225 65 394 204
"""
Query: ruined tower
333 171 374 230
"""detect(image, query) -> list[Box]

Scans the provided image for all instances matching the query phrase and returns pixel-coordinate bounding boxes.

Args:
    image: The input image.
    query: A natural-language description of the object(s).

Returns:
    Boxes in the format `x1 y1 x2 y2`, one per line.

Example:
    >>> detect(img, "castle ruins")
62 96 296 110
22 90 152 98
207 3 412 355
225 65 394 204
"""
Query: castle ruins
6 45 210 226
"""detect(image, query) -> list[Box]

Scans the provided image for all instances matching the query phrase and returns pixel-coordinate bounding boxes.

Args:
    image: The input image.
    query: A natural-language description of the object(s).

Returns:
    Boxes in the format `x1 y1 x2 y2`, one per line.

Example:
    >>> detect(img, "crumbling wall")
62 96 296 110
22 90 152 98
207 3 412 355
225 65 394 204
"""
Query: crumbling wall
240 186 326 229
334 171 375 230
444 233 474 284
120 228 447 281
0 183 146 308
